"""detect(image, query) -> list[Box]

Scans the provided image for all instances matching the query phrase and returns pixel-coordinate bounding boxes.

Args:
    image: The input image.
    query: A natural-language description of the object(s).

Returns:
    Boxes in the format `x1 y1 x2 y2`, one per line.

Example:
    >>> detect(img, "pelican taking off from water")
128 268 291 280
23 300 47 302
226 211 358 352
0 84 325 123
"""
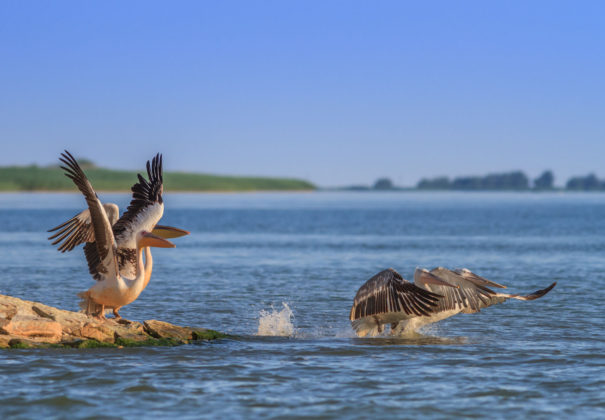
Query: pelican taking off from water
56 151 180 320
350 267 556 337
48 152 188 319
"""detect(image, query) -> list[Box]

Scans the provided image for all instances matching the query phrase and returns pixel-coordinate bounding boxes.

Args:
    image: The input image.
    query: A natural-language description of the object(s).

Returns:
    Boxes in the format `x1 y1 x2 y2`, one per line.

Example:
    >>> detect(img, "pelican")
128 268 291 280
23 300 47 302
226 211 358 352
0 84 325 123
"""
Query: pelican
48 152 189 319
350 267 556 337
48 154 188 276
51 151 182 319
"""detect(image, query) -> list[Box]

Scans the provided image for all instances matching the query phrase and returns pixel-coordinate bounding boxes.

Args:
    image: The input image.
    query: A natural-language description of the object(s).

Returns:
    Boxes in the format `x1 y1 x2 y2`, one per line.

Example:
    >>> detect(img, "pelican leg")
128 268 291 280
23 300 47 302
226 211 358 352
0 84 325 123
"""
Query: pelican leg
113 307 131 324
374 317 384 335
94 304 106 321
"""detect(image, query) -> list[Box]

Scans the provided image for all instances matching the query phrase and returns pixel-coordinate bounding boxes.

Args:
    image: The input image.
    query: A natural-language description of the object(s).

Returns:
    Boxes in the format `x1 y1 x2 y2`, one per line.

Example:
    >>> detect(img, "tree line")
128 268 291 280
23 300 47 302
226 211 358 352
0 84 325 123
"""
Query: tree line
415 170 605 191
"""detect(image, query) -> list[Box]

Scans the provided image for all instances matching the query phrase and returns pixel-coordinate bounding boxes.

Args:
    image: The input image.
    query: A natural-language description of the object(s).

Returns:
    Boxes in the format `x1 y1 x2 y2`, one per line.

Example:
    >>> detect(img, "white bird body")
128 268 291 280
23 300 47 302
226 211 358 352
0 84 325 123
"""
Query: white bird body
390 309 462 335
350 267 556 337
115 203 163 249
80 247 152 312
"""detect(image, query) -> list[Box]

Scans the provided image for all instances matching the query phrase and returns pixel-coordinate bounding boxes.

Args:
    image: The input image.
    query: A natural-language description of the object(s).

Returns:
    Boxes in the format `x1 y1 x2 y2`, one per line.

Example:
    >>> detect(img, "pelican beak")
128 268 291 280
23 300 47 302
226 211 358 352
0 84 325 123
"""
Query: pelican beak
151 225 190 239
140 232 176 248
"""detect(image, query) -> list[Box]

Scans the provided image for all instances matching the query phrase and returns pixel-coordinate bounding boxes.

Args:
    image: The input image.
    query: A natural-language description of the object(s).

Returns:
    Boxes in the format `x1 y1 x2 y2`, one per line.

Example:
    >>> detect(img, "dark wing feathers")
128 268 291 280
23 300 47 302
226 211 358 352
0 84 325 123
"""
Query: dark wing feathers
83 242 102 281
350 269 442 321
420 268 556 313
418 267 496 313
497 281 557 302
351 266 557 334
58 151 118 277
48 204 119 252
113 153 163 238
48 216 91 252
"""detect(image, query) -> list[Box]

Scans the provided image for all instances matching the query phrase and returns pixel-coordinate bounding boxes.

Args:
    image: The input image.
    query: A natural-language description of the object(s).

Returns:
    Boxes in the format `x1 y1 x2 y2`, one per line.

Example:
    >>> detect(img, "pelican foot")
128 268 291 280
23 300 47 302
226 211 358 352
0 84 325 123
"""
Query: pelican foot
93 304 106 321
112 308 130 324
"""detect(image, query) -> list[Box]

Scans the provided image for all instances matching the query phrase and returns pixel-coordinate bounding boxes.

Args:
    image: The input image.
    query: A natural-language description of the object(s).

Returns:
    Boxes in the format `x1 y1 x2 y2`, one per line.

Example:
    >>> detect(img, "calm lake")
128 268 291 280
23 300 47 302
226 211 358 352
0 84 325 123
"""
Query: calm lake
0 192 603 419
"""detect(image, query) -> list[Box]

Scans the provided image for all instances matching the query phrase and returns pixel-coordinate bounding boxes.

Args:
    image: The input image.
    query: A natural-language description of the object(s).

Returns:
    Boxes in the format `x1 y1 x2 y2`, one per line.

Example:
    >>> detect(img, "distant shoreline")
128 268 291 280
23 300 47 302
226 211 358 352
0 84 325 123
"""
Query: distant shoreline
0 165 315 192
2 165 604 193
0 189 318 194
322 188 605 193
3 189 605 195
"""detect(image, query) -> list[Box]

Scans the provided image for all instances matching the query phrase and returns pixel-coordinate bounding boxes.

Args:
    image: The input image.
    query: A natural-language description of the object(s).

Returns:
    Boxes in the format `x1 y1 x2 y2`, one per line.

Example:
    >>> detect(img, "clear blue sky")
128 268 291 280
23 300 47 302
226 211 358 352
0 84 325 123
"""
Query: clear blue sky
1 1 604 187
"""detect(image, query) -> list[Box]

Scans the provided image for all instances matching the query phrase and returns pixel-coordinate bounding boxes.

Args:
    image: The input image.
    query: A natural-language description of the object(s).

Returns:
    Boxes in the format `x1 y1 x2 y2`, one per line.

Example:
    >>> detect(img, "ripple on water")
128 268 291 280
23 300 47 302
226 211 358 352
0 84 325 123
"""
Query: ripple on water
1 193 605 418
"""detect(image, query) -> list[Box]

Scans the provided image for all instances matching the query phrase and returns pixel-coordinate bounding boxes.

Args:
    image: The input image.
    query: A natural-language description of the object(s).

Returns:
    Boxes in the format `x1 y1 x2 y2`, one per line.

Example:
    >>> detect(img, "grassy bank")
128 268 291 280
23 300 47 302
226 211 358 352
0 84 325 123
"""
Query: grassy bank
0 165 315 192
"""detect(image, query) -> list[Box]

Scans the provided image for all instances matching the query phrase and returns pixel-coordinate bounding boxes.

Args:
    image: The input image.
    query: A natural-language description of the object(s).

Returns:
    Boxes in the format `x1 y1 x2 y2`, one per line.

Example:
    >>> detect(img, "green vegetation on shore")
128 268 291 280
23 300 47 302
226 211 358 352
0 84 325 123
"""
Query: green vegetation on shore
417 170 605 191
0 165 315 192
417 171 533 191
343 170 605 192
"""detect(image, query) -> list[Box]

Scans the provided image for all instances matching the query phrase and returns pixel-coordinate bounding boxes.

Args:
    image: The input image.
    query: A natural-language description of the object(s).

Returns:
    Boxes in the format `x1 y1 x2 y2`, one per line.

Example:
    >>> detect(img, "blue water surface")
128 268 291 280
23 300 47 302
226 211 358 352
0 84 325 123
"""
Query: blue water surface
0 192 603 419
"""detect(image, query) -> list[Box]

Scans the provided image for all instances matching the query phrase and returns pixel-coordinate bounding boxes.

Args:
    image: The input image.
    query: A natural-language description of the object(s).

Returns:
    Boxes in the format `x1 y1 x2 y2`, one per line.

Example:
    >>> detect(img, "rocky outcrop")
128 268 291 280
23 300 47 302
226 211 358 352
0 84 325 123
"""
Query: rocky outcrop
0 294 227 349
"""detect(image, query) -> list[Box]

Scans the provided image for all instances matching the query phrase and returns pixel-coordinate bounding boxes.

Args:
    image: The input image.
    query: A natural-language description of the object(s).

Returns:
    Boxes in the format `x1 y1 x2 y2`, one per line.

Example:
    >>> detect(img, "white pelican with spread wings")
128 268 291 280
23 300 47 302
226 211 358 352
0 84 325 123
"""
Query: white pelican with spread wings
53 151 186 320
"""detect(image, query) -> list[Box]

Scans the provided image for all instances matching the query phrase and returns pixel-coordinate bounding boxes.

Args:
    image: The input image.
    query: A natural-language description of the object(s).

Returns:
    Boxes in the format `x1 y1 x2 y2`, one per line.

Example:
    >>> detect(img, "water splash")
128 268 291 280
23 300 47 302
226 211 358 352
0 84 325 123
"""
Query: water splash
257 302 295 337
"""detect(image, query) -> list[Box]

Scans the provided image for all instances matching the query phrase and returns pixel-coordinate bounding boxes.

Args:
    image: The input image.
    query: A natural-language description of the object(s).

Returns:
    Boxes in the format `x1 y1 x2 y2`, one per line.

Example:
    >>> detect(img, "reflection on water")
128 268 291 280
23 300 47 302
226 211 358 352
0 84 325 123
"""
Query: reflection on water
353 334 469 347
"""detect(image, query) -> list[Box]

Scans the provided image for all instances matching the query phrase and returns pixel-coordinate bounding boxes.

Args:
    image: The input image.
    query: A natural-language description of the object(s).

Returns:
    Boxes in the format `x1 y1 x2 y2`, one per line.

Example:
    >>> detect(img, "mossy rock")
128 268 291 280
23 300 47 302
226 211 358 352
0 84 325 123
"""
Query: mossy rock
70 340 119 349
8 339 32 349
115 337 184 347
1 294 228 349
5 334 229 349
191 329 229 340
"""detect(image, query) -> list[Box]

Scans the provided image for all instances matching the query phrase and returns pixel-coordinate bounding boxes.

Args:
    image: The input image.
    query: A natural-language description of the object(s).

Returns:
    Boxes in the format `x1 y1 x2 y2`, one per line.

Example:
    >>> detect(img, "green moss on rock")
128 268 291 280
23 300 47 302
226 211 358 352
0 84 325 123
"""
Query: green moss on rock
192 329 229 340
115 337 184 347
70 340 118 349
9 340 32 349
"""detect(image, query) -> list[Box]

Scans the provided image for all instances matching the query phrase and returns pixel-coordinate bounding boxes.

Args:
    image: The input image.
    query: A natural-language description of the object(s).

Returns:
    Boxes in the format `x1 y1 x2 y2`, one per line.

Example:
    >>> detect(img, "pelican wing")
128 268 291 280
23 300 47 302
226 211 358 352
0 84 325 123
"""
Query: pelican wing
59 151 119 279
112 153 164 240
416 267 556 314
47 203 120 252
453 268 507 289
350 268 442 321
83 242 102 281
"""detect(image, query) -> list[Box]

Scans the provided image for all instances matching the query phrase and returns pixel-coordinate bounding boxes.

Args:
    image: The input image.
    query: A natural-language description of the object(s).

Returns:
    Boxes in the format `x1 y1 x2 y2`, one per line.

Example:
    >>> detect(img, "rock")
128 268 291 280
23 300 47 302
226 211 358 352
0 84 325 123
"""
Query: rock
32 305 56 320
144 320 194 341
0 335 11 349
113 322 149 342
0 315 63 343
75 322 115 343
0 302 18 320
0 294 226 349
8 338 48 349
191 328 229 340
0 318 9 330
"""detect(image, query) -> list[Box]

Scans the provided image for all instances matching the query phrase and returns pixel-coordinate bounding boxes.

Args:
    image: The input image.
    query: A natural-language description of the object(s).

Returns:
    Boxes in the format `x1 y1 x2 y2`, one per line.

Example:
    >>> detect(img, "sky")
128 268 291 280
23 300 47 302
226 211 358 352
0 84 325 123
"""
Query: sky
1 1 604 187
